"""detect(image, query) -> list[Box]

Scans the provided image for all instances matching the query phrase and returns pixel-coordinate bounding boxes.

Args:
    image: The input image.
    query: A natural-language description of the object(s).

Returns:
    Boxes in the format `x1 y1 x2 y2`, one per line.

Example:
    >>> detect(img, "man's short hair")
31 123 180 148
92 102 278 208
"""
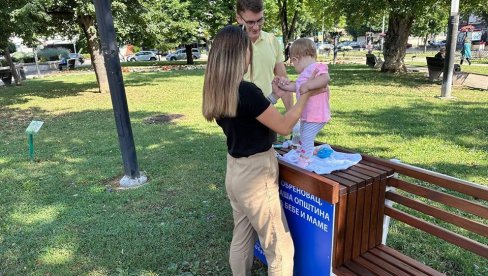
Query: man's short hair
236 0 263 13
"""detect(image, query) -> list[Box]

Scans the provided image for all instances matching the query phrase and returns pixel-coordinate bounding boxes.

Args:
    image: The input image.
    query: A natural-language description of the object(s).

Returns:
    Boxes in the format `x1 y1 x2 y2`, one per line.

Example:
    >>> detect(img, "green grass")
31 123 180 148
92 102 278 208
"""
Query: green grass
1 65 487 275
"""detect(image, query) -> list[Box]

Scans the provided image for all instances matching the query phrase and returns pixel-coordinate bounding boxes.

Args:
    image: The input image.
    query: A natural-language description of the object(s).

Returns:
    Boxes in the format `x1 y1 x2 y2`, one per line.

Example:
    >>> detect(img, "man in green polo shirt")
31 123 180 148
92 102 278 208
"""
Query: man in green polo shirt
236 0 293 111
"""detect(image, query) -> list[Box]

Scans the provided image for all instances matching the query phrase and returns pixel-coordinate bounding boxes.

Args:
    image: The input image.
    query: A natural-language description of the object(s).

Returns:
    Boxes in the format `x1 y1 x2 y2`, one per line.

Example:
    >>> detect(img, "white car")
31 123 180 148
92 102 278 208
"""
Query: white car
166 48 201 61
127 51 157 62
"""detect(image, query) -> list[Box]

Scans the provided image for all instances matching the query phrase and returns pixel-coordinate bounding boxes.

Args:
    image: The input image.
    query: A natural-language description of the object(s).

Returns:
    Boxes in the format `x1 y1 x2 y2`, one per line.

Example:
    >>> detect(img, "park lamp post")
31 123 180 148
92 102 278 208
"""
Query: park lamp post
441 0 460 98
93 0 147 187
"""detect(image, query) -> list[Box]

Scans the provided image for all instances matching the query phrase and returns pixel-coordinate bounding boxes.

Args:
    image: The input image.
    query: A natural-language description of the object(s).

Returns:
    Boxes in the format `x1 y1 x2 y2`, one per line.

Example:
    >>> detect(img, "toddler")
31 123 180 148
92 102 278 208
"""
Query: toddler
275 38 331 164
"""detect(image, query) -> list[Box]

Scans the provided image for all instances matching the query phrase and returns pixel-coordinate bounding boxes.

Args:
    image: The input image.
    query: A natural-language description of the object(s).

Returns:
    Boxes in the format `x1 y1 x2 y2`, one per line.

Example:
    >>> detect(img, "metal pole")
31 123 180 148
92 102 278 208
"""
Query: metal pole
441 0 460 98
28 134 34 161
93 0 143 182
33 48 41 77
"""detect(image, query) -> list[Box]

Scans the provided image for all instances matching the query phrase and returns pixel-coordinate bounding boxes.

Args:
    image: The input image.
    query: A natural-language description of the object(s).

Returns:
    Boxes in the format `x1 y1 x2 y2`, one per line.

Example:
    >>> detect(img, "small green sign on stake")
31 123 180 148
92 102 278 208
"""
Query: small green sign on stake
25 120 43 161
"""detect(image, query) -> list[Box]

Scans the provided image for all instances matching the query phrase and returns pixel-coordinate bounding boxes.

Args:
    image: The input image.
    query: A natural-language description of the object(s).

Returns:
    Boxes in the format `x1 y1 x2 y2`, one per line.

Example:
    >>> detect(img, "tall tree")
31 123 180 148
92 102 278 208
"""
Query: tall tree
14 0 146 93
0 0 29 86
270 0 305 45
337 0 488 73
411 6 449 53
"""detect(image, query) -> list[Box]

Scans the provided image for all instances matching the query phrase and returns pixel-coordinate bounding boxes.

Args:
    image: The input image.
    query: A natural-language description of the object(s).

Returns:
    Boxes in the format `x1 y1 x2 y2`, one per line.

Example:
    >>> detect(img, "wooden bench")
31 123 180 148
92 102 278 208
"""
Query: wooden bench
332 151 488 275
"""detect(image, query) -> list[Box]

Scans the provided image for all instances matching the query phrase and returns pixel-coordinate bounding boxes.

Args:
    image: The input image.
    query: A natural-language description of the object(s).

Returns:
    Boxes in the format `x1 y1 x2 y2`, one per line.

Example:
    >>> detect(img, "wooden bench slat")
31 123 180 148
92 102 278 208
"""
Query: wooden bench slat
355 162 386 175
368 178 381 248
333 171 366 184
333 193 348 267
385 206 488 258
360 155 488 201
360 160 395 174
375 245 446 276
362 251 414 275
354 256 394 276
333 266 357 276
341 169 373 182
375 178 387 244
369 247 427 275
344 260 376 276
343 191 357 263
352 187 366 258
349 166 380 180
323 173 358 189
360 183 373 253
386 191 488 238
389 178 488 219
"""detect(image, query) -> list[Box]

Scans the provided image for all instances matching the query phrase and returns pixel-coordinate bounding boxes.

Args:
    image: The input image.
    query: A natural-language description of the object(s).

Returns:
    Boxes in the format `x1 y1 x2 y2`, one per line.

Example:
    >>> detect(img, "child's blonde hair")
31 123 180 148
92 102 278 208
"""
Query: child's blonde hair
290 38 317 59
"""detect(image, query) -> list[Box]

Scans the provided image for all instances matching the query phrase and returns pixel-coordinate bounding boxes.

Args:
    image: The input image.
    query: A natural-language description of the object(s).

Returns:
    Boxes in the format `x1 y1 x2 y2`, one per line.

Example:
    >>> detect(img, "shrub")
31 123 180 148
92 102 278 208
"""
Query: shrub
37 48 70 62
11 52 35 63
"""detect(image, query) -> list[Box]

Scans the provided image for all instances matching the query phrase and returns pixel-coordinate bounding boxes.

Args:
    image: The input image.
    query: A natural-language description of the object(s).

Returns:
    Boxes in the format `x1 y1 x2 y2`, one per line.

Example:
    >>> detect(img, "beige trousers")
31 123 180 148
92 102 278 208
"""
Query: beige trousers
225 148 294 276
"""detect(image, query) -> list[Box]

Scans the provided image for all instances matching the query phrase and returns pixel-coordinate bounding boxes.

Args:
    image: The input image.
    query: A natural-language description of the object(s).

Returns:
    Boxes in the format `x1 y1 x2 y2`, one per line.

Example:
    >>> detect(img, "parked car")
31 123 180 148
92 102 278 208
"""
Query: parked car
336 41 352 50
68 53 84 64
316 42 334 50
348 41 365 49
430 40 446 48
127 51 158 62
166 48 201 61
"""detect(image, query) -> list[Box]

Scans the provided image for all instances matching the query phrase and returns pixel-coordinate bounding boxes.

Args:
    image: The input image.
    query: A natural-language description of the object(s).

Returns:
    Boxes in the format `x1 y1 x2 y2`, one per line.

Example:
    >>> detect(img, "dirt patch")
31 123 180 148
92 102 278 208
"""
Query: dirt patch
143 114 184 125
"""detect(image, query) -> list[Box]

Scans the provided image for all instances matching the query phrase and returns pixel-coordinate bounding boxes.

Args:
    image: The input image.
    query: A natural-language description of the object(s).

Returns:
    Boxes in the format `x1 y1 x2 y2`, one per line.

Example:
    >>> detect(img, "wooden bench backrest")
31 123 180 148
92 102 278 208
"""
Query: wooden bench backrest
361 156 488 259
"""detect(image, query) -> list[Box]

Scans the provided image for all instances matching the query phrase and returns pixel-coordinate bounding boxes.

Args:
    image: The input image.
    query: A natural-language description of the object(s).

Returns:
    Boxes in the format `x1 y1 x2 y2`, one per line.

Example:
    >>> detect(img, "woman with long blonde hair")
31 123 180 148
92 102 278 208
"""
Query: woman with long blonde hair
202 25 322 276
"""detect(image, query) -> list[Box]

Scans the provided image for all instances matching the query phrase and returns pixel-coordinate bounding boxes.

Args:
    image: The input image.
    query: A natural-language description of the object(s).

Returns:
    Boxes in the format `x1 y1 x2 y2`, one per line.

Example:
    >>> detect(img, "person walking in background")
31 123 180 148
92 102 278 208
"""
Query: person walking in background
479 30 487 53
275 38 331 166
461 32 472 65
284 42 291 64
202 25 323 276
236 0 293 111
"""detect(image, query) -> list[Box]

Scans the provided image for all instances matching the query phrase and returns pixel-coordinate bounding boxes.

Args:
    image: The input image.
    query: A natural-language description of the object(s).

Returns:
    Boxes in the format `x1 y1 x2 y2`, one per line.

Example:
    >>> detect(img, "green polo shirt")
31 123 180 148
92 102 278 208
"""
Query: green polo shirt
244 31 284 97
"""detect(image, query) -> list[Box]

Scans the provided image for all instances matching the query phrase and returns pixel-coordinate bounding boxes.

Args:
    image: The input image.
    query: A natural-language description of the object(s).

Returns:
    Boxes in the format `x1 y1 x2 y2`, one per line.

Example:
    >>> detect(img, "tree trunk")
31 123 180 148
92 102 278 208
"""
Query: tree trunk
185 44 194 65
381 12 414 73
5 48 21 86
277 0 302 46
78 15 109 93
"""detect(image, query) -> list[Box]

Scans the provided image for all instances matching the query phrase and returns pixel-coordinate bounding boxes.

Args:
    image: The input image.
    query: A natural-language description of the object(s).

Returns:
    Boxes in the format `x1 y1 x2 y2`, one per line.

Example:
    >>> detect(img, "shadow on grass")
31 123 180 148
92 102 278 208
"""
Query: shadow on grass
0 70 205 108
0 108 236 275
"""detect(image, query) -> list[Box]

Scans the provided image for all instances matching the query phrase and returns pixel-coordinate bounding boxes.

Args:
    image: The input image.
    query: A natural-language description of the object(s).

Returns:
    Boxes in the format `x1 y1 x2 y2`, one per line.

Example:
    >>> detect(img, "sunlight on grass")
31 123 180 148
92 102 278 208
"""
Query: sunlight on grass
87 268 110 276
146 144 161 150
38 247 73 265
11 205 64 225
1 65 486 275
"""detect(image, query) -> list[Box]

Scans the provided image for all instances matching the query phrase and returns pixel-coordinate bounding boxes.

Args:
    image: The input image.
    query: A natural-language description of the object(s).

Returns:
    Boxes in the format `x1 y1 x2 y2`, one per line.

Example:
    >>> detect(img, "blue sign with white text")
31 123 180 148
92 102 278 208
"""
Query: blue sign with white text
255 180 335 275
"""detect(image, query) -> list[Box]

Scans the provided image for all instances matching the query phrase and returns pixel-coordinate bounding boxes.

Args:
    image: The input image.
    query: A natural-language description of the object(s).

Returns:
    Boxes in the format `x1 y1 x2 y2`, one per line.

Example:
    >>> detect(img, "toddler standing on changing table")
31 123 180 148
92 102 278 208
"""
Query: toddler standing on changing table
274 38 331 165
